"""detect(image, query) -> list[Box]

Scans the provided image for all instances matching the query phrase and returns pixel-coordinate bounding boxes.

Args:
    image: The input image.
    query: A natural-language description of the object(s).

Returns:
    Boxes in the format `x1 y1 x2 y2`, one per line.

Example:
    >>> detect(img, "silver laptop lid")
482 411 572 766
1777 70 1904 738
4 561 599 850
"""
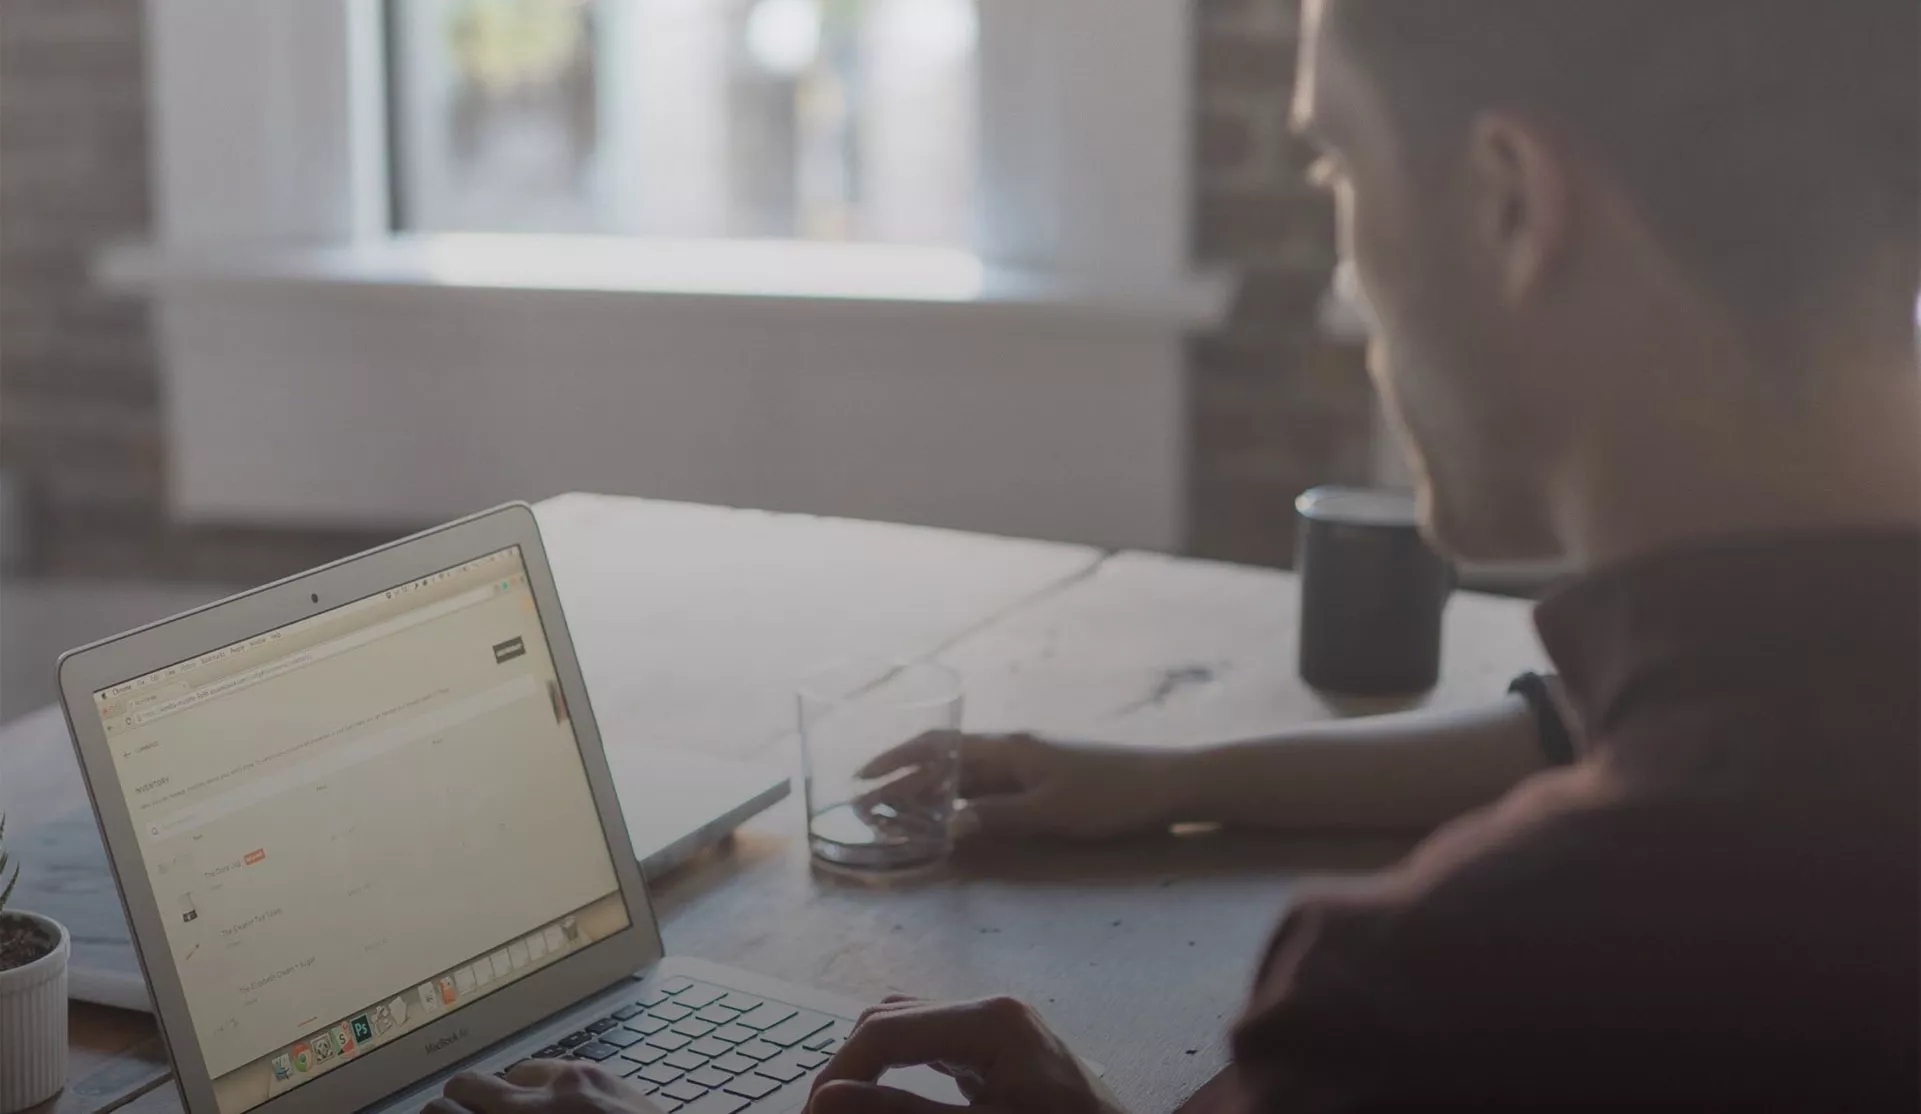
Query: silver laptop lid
58 504 664 1114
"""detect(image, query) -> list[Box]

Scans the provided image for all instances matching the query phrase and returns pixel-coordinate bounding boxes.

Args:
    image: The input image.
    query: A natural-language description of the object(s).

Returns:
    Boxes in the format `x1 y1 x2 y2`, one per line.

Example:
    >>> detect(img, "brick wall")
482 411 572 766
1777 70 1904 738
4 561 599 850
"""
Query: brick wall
0 0 1369 579
0 0 390 580
1188 0 1375 567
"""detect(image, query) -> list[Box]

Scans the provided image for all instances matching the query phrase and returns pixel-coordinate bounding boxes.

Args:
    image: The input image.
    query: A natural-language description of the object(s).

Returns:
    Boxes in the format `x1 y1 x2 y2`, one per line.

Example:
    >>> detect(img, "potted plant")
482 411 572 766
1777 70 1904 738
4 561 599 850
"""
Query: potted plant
0 814 69 1113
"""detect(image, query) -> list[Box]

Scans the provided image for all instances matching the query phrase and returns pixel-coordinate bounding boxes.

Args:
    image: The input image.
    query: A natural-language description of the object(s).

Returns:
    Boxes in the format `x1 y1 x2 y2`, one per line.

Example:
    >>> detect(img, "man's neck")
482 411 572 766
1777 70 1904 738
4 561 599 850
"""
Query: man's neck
1553 347 1921 571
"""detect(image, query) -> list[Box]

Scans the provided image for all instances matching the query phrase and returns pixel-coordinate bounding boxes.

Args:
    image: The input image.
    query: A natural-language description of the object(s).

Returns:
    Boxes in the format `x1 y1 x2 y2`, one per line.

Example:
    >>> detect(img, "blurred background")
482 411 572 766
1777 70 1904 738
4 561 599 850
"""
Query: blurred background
0 0 1389 721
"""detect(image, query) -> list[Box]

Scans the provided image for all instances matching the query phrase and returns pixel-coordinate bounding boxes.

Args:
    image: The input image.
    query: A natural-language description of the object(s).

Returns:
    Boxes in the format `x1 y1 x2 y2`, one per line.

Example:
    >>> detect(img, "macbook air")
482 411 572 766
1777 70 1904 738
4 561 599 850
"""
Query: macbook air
58 503 954 1114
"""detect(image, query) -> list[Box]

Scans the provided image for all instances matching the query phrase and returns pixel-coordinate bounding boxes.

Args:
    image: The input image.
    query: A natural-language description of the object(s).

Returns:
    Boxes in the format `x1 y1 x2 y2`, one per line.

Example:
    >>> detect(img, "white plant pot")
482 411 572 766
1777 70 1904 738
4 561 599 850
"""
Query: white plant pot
0 912 69 1113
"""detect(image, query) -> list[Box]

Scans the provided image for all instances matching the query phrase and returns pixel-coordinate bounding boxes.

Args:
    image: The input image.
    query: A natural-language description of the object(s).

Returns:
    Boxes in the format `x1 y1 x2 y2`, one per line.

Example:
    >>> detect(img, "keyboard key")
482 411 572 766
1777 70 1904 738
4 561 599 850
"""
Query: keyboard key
587 1018 622 1034
558 1031 594 1048
661 977 695 995
636 1062 684 1085
650 1003 695 1023
712 1024 758 1045
695 1006 739 1026
614 1004 649 1021
640 989 672 1007
574 1043 621 1062
629 1016 671 1036
795 1051 828 1070
533 1045 567 1058
761 1012 834 1047
664 1050 710 1072
659 1104 685 1114
717 993 763 1012
498 1060 535 1079
677 985 727 1009
732 1003 797 1030
672 1019 717 1039
661 1080 710 1103
724 1073 783 1100
754 1051 813 1084
686 1067 735 1088
679 1094 750 1114
710 1052 759 1075
736 1040 782 1061
601 1029 645 1049
621 1044 668 1066
804 1023 854 1052
687 1037 735 1059
814 1037 843 1056
646 1031 693 1052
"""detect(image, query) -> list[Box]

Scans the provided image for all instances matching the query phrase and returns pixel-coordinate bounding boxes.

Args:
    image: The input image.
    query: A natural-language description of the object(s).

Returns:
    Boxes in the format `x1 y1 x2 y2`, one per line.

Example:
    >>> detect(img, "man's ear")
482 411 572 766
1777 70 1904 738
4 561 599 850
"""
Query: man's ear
1464 111 1572 305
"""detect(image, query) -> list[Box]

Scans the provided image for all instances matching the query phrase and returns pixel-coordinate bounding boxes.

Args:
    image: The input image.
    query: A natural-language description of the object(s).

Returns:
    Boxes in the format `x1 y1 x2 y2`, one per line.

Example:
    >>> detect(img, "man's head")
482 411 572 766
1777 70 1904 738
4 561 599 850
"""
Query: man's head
1295 0 1919 563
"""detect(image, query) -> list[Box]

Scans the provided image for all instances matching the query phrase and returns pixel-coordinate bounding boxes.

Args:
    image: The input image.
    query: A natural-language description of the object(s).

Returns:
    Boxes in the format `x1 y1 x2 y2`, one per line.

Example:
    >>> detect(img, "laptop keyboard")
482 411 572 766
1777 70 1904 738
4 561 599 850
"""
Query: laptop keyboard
500 977 853 1113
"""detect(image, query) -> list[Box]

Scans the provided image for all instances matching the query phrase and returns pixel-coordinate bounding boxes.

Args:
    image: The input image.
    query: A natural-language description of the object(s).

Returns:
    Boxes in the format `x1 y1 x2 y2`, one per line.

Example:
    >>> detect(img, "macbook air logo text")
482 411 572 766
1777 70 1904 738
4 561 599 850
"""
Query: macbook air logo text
425 1028 469 1056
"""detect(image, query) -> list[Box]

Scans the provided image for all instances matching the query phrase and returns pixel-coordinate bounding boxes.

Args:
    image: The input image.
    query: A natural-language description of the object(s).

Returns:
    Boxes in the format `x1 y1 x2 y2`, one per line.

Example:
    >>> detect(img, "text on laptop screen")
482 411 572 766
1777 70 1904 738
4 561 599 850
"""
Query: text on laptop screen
92 547 630 1113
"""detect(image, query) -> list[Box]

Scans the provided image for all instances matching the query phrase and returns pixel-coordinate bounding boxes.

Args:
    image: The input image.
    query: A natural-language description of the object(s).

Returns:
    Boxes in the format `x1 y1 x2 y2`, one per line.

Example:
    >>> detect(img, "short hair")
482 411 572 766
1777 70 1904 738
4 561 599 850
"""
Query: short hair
1327 0 1919 332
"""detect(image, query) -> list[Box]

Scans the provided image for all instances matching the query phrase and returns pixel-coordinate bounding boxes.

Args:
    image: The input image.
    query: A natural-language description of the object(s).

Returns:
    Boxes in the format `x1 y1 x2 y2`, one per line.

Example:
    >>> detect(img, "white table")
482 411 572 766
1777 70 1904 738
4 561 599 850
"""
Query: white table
4 494 1546 1113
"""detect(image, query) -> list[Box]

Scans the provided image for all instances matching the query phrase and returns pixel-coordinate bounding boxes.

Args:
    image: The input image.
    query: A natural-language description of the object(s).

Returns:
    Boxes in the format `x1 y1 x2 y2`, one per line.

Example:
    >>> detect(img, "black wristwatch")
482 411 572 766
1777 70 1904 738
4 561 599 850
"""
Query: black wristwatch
1508 671 1577 767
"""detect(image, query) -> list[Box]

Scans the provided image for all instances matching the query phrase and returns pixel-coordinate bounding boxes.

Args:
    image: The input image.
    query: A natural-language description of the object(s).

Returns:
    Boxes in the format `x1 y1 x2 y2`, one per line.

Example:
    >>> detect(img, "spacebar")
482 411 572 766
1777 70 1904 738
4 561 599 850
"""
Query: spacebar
678 1092 750 1114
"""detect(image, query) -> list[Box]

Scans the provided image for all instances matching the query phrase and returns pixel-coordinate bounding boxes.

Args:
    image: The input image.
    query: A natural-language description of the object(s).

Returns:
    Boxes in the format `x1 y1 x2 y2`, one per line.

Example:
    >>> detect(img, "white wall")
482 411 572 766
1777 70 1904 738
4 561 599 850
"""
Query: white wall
156 284 1187 550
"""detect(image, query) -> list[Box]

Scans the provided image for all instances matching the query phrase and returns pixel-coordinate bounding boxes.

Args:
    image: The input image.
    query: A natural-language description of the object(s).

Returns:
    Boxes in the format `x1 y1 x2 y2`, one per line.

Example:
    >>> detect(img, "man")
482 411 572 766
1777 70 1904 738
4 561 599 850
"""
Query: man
430 0 1918 1110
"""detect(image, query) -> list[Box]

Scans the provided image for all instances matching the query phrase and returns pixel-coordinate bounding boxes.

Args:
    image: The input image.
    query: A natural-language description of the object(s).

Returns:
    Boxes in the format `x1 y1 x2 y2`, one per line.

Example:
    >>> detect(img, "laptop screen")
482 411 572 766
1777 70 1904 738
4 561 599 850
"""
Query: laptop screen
91 546 631 1113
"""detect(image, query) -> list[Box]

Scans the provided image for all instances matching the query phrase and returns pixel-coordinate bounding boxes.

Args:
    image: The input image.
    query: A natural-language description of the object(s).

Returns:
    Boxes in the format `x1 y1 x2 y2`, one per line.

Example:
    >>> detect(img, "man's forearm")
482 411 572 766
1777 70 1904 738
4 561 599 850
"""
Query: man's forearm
1163 696 1548 832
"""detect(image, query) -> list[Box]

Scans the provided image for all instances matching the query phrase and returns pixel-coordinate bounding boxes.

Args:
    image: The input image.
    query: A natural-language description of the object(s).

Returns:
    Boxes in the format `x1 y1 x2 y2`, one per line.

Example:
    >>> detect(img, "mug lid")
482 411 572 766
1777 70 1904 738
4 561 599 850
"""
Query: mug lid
1296 486 1419 527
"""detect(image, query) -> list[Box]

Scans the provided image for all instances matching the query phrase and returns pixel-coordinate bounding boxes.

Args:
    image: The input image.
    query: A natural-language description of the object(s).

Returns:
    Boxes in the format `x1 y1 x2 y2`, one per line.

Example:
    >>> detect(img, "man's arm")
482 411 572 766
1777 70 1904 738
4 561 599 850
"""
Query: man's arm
1165 693 1548 832
869 688 1566 840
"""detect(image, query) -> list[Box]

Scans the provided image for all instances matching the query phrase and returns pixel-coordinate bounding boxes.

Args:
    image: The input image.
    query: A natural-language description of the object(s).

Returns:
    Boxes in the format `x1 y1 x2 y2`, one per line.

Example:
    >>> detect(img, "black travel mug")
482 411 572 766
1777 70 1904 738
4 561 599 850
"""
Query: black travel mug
1295 487 1454 696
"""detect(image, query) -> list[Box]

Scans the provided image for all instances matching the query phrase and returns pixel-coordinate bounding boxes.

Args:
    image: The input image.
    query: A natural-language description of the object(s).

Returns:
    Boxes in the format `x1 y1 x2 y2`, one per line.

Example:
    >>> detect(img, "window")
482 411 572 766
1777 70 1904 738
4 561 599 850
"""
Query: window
388 0 979 246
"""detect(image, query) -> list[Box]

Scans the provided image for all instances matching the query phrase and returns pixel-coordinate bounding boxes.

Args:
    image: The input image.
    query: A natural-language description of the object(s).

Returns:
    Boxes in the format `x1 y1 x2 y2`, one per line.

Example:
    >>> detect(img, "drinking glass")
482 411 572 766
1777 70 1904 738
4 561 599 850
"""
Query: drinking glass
797 659 963 874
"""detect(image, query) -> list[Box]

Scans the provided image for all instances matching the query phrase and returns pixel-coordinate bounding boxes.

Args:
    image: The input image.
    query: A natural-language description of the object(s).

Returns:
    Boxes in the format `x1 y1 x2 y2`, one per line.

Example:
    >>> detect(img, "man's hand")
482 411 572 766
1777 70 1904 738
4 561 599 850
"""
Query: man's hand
807 995 1125 1114
860 732 1181 840
424 1061 662 1114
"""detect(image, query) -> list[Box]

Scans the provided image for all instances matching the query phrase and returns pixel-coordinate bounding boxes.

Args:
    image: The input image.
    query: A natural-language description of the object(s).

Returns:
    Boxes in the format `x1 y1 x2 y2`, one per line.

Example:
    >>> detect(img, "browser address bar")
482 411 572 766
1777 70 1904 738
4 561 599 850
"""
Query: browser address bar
132 584 501 727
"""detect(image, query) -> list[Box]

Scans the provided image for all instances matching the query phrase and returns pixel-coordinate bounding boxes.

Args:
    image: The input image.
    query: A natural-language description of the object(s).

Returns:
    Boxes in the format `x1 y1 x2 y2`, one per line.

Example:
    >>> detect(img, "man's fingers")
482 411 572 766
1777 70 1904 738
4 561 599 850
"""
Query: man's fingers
441 1072 535 1113
855 996 924 1028
859 733 1027 798
813 997 1021 1089
853 767 951 814
954 792 1045 839
857 732 957 780
809 1080 1007 1114
501 1059 574 1087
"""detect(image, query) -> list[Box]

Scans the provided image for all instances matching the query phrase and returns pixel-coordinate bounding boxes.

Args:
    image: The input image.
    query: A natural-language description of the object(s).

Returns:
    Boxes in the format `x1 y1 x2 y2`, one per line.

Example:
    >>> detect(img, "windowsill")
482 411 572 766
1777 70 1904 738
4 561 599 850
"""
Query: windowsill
98 235 1235 332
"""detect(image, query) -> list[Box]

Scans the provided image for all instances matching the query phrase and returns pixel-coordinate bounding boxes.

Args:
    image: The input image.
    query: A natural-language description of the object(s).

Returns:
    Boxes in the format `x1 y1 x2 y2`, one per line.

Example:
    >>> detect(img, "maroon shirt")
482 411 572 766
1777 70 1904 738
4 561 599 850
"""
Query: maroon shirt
1210 533 1920 1111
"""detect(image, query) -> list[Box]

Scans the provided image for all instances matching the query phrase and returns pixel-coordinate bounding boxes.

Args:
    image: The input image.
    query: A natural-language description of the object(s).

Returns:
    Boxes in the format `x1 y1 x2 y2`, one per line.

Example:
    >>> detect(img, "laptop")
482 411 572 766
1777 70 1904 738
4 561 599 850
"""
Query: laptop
624 749 789 881
58 503 956 1114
